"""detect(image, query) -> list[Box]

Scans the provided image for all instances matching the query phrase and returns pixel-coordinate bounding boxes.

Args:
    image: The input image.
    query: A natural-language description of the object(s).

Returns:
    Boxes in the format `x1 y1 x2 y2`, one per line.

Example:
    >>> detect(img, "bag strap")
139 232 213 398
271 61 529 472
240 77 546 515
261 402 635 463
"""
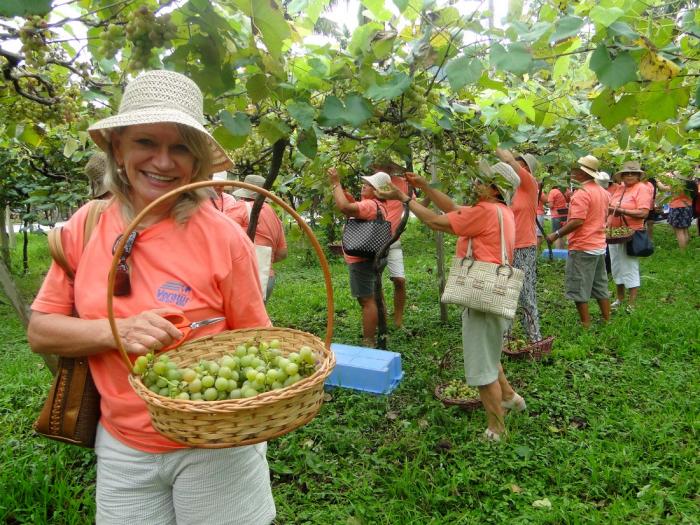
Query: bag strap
465 206 508 265
47 199 109 281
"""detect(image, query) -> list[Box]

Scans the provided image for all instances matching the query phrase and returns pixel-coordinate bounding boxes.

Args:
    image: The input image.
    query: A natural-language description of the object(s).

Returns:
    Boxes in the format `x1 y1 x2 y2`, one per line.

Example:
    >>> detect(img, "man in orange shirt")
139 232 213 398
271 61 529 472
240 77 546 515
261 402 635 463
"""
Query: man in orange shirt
496 148 542 343
547 156 611 327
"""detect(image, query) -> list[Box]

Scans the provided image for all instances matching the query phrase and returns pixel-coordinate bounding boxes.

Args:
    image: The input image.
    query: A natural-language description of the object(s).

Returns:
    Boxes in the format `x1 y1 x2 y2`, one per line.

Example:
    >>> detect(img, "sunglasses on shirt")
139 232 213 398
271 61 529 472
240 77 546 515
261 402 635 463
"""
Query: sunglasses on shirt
111 231 138 296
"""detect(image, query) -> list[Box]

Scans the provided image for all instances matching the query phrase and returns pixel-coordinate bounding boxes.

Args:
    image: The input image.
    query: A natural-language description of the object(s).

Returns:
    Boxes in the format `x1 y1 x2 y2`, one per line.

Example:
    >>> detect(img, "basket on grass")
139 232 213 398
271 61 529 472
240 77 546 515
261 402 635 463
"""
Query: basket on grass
503 335 555 360
605 226 634 245
109 180 335 448
434 382 482 412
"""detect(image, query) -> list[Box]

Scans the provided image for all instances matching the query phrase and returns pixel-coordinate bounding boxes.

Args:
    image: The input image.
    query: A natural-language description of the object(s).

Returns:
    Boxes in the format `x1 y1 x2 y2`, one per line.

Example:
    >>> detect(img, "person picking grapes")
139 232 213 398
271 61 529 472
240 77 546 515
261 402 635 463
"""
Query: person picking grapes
28 70 276 525
328 167 391 347
376 163 526 442
546 156 611 327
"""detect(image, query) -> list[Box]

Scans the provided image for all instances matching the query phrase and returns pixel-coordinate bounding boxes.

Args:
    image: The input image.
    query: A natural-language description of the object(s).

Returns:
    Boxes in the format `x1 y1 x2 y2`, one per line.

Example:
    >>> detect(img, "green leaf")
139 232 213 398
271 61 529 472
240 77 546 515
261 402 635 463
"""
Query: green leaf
695 83 700 107
478 73 508 94
318 96 346 127
607 22 638 39
515 21 552 43
617 123 629 149
296 128 317 159
552 55 570 80
221 111 251 136
213 126 247 150
231 0 291 60
287 101 316 130
591 91 636 129
343 94 372 127
393 0 408 12
365 72 411 101
550 16 584 43
17 124 42 147
490 43 532 75
514 99 536 122
0 0 50 16
246 74 269 104
637 89 678 122
445 56 483 90
349 22 383 56
589 46 637 90
361 0 393 21
258 116 291 144
63 137 80 158
589 6 624 28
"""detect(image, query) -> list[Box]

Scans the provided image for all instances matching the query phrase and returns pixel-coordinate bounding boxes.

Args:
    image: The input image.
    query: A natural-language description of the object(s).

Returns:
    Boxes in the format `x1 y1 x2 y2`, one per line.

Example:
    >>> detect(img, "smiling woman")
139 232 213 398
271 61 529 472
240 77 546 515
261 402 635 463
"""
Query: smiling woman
26 70 277 525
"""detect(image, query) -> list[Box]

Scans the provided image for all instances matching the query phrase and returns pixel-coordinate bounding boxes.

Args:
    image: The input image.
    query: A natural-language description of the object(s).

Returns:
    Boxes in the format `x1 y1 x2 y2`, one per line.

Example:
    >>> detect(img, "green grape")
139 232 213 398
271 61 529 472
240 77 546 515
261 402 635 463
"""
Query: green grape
181 368 197 383
188 378 202 393
220 355 235 369
153 361 167 376
235 345 247 357
201 375 215 388
214 377 229 392
218 366 232 379
166 368 182 381
156 377 168 389
190 392 203 401
242 387 258 398
203 387 218 401
246 369 258 382
158 387 170 397
176 392 190 400
285 363 299 376
229 389 242 399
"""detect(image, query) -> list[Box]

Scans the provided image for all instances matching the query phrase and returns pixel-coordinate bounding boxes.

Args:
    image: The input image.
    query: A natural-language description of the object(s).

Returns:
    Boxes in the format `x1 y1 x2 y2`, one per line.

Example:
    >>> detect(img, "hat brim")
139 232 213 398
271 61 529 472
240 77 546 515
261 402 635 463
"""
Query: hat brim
88 108 233 174
579 165 599 178
614 169 644 176
516 156 536 175
232 188 258 199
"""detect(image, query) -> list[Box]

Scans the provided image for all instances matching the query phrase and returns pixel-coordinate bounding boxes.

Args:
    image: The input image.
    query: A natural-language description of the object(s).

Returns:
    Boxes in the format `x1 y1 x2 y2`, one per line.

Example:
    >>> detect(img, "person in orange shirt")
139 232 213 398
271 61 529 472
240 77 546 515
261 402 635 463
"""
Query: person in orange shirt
329 167 391 348
495 148 542 344
377 163 525 442
227 174 288 301
370 159 410 328
546 156 611 327
608 161 653 311
208 171 238 214
663 172 694 250
547 185 569 249
27 71 275 524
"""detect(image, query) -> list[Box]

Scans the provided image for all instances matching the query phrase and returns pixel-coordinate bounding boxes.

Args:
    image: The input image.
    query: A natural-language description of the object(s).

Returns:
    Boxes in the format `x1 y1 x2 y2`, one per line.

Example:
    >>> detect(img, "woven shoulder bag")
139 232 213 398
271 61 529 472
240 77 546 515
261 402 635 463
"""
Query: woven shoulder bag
33 199 109 448
441 207 524 320
341 202 392 259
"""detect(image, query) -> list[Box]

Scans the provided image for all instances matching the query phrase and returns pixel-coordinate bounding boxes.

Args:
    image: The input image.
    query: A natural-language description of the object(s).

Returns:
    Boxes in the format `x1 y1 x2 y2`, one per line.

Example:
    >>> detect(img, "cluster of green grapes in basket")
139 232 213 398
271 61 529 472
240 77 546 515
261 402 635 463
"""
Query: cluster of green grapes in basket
132 340 319 401
442 379 480 400
607 226 633 237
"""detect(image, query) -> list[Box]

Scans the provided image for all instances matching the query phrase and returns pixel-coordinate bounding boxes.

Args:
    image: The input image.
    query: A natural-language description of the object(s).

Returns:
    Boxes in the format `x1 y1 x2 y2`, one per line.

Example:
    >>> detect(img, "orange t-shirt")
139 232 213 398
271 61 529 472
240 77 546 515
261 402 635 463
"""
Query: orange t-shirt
567 181 610 252
32 201 270 453
510 166 538 249
226 201 287 267
209 191 237 215
385 176 410 234
669 194 692 208
548 188 568 218
607 182 621 196
343 198 389 264
449 201 515 265
609 182 653 230
536 188 546 215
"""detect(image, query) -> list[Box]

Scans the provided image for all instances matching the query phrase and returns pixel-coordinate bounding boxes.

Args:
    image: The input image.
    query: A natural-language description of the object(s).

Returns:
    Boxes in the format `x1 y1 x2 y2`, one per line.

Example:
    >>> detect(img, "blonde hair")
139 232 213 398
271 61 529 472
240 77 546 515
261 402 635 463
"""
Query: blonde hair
103 123 214 224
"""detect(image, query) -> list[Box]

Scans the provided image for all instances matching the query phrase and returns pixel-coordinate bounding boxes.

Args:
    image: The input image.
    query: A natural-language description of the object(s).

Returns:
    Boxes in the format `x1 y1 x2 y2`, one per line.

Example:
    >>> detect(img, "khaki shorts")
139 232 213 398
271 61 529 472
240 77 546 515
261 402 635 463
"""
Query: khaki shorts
462 308 509 386
565 251 609 303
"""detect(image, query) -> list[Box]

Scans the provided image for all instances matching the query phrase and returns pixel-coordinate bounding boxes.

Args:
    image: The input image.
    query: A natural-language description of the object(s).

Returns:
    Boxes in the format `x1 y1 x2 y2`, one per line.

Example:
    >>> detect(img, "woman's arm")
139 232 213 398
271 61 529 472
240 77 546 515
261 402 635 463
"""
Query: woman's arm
405 172 458 213
28 310 183 357
328 168 361 217
376 183 455 234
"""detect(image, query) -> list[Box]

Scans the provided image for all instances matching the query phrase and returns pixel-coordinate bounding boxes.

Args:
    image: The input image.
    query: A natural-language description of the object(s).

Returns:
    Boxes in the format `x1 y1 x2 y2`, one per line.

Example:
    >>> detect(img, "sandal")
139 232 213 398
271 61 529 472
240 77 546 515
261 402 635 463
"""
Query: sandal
483 428 502 442
502 393 527 412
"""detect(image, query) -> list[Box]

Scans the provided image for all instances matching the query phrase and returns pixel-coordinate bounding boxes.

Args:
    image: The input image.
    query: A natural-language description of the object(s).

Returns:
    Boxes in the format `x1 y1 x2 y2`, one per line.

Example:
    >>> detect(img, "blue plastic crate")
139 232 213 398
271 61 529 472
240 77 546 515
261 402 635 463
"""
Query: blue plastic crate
326 343 403 395
540 248 568 260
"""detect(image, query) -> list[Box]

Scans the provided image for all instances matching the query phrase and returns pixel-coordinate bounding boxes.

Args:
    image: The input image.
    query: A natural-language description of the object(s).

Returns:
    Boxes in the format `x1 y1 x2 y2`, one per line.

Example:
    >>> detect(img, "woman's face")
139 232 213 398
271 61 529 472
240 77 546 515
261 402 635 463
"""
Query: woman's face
112 123 197 213
360 183 375 200
621 172 641 187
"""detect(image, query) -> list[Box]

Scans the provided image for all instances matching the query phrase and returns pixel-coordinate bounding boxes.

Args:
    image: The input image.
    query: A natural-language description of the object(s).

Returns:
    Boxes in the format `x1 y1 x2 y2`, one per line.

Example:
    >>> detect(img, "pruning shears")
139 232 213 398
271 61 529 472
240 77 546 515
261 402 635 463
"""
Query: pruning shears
160 313 226 351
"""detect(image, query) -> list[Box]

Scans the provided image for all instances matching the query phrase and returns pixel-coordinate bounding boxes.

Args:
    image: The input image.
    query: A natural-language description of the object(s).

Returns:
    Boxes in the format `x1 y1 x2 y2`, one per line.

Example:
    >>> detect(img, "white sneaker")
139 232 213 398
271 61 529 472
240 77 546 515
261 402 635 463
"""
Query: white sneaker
611 300 622 309
483 428 502 442
502 393 527 412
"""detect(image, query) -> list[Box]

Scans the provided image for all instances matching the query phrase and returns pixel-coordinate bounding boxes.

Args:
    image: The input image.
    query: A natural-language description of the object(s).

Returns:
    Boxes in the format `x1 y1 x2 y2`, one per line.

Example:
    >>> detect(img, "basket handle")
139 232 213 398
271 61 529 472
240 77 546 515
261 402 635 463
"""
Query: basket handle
107 180 334 371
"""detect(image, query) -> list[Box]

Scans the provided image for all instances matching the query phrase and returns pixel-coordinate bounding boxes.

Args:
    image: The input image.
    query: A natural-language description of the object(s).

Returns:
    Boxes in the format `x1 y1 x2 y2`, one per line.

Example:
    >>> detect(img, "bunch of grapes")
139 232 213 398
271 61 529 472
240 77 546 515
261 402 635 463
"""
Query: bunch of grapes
19 16 52 67
124 7 177 70
98 23 126 60
442 379 479 400
132 339 320 401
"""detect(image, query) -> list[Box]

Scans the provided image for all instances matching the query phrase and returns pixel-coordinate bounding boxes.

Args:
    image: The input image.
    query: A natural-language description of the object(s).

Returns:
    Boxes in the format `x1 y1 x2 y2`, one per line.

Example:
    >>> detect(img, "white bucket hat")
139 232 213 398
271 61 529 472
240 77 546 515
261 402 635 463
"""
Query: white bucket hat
211 171 228 181
233 174 266 199
88 70 233 173
361 171 392 190
478 160 521 205
515 152 538 175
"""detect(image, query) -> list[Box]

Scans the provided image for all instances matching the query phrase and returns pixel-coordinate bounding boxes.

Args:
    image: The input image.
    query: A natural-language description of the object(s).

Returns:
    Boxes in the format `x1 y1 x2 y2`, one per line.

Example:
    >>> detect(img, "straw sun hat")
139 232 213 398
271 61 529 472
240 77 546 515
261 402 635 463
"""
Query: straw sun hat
615 160 645 176
88 70 232 173
233 174 267 199
361 171 392 190
478 160 521 205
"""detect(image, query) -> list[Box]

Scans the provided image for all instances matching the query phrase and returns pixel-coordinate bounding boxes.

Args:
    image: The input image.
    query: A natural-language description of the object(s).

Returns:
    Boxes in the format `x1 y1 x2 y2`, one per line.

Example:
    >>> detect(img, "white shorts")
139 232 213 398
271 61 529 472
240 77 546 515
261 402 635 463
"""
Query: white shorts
609 243 640 288
386 241 405 279
94 425 275 525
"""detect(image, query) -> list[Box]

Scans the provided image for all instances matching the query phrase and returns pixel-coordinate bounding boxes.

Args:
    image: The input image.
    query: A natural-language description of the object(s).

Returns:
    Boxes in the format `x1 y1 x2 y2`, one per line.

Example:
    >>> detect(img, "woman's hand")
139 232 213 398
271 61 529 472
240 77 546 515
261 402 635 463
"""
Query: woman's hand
405 172 428 190
327 167 340 186
115 308 184 355
375 183 405 201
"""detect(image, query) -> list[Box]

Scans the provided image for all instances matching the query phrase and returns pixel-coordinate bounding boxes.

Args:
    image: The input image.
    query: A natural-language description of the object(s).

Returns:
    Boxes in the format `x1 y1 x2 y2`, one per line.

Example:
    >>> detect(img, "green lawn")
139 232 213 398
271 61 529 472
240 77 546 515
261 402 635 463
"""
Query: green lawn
1 223 698 524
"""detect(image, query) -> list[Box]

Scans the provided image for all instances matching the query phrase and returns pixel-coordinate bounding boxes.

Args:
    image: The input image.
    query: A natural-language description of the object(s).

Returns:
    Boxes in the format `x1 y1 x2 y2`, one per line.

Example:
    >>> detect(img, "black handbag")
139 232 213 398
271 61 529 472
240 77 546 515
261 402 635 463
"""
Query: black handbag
342 203 392 258
626 229 654 257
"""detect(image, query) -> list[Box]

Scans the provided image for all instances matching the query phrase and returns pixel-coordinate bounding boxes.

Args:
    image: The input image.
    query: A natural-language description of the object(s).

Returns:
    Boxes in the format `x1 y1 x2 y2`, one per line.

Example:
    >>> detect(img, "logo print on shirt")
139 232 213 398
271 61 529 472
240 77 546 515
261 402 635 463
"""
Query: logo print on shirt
156 281 192 307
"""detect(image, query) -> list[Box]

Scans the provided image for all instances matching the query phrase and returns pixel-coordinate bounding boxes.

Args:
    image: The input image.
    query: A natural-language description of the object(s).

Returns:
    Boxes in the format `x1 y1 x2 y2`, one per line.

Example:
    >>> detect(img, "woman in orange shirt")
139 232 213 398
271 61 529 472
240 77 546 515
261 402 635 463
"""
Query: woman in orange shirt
547 185 569 249
664 172 694 250
27 71 275 524
377 163 525 443
608 161 653 311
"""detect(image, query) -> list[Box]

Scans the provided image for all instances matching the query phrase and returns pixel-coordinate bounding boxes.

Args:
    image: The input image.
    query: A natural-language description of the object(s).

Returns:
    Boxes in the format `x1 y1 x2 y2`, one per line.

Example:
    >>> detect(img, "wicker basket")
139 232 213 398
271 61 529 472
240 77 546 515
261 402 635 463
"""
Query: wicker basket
108 180 335 448
503 335 555 361
606 231 633 244
434 383 482 411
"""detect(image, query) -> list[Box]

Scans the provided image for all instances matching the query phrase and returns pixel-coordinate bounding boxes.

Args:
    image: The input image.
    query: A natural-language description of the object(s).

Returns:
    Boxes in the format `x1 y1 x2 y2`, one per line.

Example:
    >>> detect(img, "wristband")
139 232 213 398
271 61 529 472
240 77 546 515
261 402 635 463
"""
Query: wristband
401 196 412 205
555 229 562 238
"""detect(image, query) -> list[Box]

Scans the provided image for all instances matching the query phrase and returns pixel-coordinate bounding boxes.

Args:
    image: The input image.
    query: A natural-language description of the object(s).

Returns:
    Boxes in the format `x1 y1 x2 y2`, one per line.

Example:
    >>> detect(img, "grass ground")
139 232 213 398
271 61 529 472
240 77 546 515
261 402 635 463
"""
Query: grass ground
0 222 698 524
